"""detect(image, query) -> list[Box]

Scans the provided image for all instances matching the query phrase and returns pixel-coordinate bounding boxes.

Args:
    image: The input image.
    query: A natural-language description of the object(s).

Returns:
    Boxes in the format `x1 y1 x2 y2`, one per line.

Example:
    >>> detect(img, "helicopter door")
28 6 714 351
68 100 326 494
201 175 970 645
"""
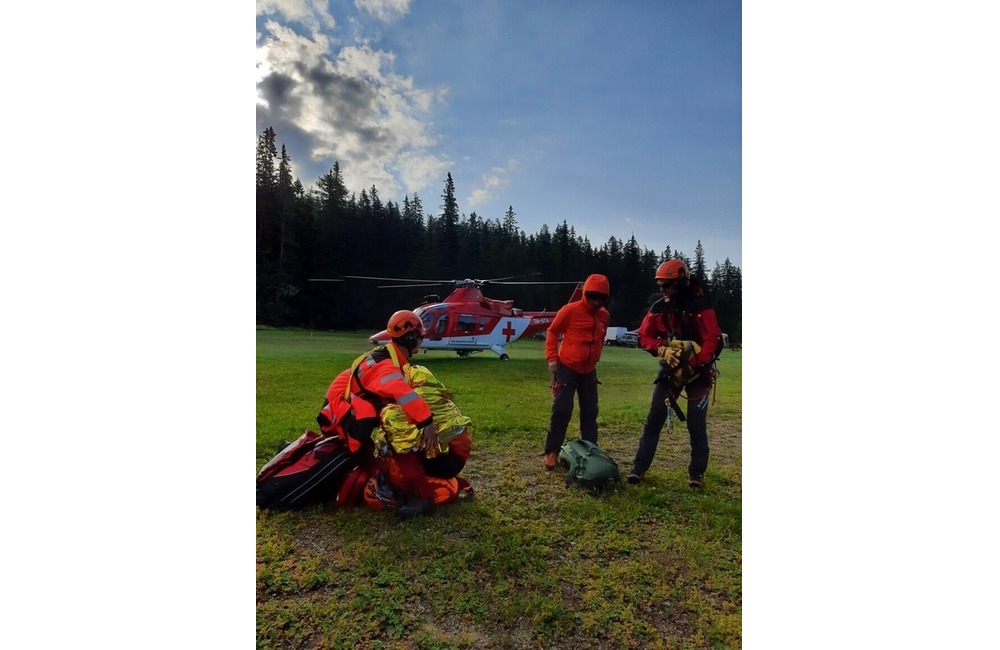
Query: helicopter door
432 314 448 340
478 315 498 341
450 314 478 348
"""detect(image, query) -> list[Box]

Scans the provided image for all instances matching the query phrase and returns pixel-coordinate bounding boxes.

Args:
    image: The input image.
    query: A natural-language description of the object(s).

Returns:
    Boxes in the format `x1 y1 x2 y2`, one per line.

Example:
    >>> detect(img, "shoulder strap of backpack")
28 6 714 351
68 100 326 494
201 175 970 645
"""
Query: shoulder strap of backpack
343 354 367 402
385 343 402 368
563 440 587 487
343 345 403 402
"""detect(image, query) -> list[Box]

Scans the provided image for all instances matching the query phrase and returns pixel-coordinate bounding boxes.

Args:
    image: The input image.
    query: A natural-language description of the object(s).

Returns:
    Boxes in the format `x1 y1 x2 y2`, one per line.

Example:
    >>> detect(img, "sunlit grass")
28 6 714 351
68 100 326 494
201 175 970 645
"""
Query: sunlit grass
257 329 742 648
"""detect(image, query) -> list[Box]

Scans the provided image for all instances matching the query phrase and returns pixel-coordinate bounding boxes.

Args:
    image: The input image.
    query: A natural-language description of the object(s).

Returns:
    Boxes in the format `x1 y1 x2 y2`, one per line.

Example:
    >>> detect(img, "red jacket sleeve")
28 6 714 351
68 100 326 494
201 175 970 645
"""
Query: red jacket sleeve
544 305 570 362
691 308 722 367
356 359 434 428
638 310 666 354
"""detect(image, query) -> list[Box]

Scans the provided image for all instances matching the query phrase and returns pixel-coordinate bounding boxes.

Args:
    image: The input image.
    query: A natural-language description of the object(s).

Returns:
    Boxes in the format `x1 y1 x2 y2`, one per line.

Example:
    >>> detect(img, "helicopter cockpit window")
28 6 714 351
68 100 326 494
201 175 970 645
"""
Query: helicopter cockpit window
419 311 434 332
456 315 476 334
435 314 448 335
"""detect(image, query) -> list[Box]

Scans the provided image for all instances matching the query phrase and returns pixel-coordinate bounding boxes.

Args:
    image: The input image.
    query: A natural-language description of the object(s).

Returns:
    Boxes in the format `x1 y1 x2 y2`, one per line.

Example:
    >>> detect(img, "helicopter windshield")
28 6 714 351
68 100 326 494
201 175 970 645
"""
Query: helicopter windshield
415 305 446 337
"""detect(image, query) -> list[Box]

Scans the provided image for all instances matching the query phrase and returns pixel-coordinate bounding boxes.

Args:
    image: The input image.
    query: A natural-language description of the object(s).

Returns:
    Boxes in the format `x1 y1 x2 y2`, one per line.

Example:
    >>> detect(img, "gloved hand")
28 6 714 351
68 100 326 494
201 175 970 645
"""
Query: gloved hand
657 345 681 368
548 360 558 375
668 340 702 366
661 340 704 386
420 421 440 458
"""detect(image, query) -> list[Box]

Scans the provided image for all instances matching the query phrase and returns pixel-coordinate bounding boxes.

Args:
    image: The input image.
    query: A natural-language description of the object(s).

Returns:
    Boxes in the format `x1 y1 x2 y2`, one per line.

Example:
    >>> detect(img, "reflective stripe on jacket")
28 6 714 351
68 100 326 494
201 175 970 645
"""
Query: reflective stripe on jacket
317 341 434 443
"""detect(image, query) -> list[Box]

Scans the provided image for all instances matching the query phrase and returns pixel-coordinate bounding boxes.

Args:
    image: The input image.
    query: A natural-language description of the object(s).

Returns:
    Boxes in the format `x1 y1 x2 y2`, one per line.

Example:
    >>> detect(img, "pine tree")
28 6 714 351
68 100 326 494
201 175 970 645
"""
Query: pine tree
256 127 277 190
554 220 572 278
369 185 384 223
439 173 460 275
503 205 518 237
693 240 707 284
275 145 298 272
315 162 349 209
256 127 280 322
313 163 350 282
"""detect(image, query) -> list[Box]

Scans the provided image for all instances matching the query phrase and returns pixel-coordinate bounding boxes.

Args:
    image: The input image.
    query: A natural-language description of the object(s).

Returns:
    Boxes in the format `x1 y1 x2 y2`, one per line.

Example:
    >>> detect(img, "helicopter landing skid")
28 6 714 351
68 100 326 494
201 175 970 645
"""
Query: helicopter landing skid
488 344 510 361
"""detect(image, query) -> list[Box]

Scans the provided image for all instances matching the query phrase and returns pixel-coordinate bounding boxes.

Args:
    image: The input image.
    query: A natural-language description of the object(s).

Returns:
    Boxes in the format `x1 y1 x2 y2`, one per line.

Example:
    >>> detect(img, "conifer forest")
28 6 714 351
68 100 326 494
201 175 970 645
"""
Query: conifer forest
256 127 742 345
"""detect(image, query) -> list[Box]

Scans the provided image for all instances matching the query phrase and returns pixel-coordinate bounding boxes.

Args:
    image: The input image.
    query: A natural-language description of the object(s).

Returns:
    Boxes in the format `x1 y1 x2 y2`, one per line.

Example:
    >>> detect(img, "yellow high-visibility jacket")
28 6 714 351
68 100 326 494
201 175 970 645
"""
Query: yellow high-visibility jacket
374 364 472 456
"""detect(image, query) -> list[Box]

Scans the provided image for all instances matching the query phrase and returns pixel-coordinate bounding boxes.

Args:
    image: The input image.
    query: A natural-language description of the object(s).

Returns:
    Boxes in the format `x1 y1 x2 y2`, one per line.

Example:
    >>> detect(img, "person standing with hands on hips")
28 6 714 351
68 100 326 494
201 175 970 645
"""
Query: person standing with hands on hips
542 274 611 470
628 260 721 489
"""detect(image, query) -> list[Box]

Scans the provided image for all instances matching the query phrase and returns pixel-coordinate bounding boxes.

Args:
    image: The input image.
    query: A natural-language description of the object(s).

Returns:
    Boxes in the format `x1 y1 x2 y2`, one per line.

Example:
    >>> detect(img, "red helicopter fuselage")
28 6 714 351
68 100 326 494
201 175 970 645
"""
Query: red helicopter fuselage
368 284 581 359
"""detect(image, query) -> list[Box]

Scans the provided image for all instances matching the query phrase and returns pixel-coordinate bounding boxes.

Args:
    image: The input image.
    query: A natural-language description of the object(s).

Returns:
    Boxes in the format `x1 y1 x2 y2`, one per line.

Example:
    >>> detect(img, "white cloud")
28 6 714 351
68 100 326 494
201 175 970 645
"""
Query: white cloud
467 188 490 206
355 0 411 22
256 0 336 32
467 159 520 207
336 43 391 81
395 152 453 195
256 21 447 199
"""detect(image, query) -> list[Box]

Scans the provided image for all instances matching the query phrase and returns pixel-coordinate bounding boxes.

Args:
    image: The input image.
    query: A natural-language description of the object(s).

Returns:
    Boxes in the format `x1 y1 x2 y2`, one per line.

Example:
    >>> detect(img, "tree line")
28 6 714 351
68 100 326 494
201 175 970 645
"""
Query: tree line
257 127 742 345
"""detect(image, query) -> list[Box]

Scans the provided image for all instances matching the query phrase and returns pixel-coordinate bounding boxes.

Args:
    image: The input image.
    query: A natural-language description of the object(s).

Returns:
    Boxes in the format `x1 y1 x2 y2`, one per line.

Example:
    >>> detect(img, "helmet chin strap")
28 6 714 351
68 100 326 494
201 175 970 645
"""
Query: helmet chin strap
393 336 419 356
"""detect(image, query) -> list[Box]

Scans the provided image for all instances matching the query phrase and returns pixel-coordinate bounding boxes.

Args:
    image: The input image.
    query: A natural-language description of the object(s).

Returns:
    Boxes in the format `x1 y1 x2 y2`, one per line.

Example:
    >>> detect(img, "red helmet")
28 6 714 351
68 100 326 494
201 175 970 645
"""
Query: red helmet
387 310 424 338
655 259 689 282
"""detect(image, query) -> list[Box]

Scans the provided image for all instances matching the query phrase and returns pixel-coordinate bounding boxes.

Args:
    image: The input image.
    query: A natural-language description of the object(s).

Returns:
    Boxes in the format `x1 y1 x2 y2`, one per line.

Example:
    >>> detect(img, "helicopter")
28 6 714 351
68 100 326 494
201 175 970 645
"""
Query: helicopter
311 274 583 360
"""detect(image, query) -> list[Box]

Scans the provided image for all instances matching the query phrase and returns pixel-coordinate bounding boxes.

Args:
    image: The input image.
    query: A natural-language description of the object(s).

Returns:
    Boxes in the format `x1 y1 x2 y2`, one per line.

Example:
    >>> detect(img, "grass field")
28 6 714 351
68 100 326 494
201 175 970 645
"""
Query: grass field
257 328 742 649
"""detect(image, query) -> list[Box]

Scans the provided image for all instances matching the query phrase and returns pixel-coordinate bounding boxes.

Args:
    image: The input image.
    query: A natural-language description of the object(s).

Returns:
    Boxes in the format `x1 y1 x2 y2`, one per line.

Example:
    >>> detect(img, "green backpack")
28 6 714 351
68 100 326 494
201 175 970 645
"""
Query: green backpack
558 439 622 494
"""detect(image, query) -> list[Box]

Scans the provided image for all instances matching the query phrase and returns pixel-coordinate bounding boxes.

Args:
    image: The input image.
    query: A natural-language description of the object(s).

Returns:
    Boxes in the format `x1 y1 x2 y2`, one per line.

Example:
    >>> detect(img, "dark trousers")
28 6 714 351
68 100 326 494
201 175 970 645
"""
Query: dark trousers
631 377 710 480
423 451 466 479
544 364 599 453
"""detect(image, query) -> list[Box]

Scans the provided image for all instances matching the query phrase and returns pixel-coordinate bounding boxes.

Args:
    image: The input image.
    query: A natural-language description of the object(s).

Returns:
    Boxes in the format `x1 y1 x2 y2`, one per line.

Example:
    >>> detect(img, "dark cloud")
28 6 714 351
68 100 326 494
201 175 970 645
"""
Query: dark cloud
301 64 375 114
257 72 300 118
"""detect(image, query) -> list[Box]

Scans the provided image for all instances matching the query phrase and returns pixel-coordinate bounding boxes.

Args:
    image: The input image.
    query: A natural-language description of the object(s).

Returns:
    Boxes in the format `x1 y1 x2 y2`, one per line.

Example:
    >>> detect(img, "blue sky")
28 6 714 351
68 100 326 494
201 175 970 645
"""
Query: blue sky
256 0 742 270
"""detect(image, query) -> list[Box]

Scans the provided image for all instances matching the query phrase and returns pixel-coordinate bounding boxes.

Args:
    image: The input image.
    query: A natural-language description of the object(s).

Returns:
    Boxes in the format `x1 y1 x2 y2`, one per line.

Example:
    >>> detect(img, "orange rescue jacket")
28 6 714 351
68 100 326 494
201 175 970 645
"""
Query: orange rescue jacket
544 274 611 374
317 341 434 451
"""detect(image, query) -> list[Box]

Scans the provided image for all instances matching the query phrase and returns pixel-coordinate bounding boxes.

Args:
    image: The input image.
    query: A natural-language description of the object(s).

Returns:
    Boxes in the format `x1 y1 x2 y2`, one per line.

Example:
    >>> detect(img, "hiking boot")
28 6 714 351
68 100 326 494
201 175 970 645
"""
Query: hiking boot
456 477 474 500
544 451 559 470
688 476 703 489
396 499 435 521
626 472 643 485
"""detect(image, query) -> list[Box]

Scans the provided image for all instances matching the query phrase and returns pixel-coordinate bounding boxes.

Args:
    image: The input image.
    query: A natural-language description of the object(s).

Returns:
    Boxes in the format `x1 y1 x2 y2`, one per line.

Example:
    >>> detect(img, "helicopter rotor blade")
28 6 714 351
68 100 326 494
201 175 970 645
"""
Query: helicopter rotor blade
342 275 454 284
489 280 581 285
480 272 542 283
306 278 345 282
339 272 575 288
376 283 444 289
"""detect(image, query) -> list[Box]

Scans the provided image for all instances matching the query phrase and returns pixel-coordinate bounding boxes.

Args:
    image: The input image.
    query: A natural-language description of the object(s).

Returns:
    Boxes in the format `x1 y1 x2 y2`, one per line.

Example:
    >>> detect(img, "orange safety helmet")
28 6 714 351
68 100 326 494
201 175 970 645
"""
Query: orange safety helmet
362 475 401 511
655 259 689 283
387 310 425 338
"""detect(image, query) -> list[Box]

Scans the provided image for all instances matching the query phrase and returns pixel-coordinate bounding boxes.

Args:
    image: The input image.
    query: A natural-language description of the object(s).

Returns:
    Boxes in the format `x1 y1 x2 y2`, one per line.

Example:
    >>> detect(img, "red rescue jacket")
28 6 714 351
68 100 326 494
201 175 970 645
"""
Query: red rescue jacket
317 341 434 452
638 285 722 369
545 274 611 374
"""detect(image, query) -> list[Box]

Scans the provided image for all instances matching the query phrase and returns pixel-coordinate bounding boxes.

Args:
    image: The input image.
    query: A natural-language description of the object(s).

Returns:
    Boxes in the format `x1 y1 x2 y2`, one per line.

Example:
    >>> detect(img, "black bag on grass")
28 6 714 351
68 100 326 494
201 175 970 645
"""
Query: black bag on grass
558 438 622 494
256 430 359 510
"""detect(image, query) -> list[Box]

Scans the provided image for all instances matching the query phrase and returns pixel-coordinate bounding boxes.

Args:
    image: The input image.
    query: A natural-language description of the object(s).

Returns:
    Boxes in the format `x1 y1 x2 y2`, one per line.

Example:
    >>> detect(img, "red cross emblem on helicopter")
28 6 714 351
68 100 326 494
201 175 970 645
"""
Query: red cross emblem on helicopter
502 321 517 342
